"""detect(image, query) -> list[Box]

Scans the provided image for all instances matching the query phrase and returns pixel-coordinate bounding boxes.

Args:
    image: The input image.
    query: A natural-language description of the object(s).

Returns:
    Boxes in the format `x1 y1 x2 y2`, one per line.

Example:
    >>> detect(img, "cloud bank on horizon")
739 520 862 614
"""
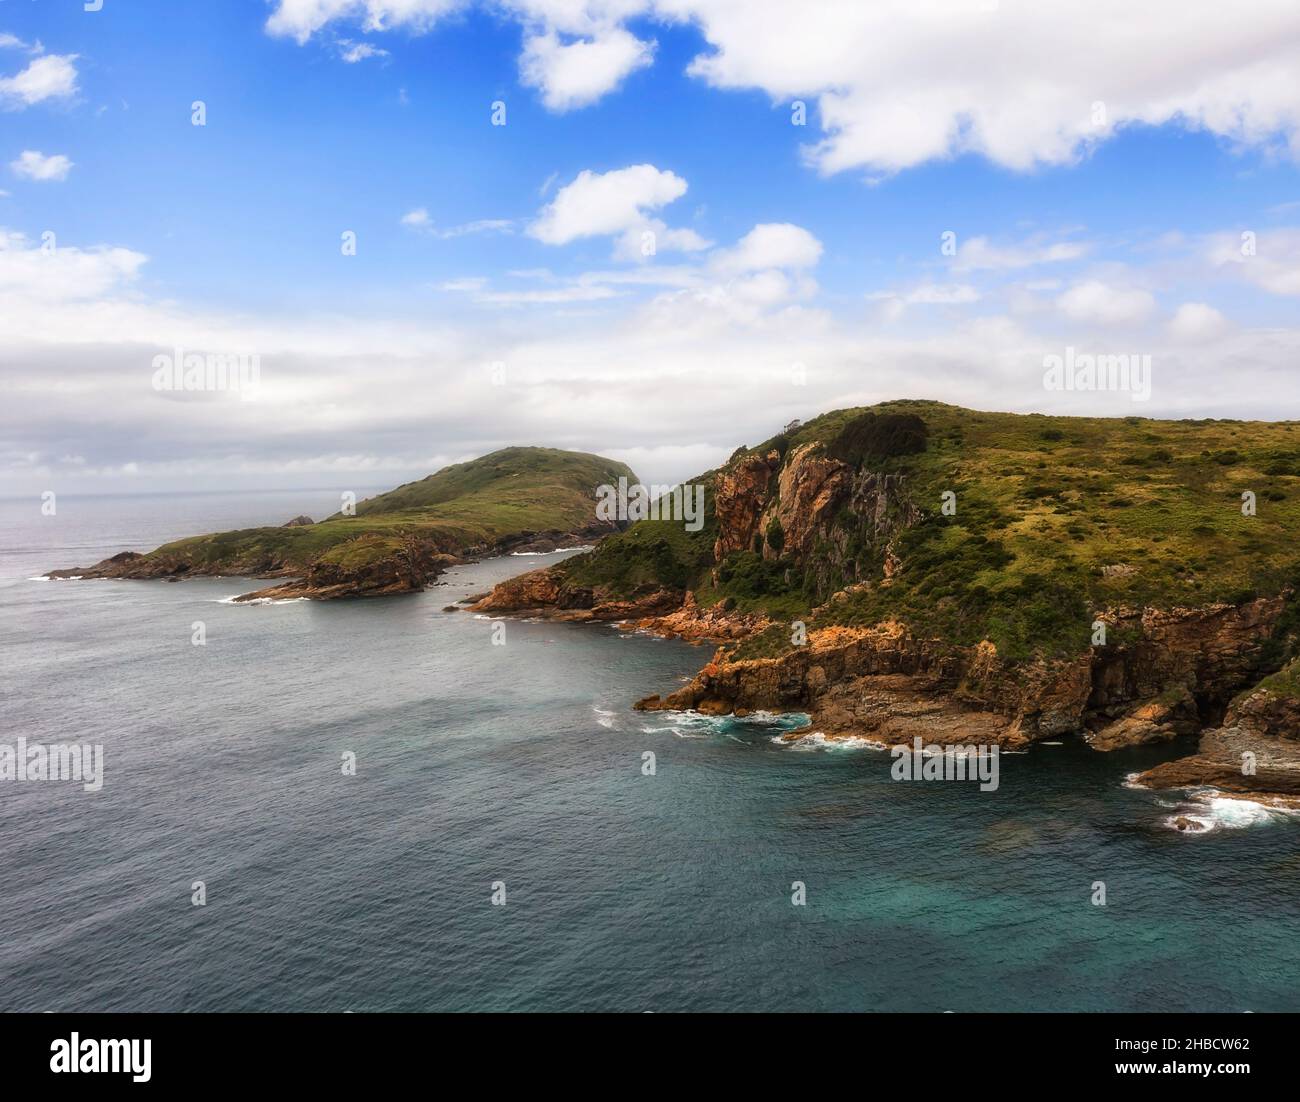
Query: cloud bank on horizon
2 0 1300 494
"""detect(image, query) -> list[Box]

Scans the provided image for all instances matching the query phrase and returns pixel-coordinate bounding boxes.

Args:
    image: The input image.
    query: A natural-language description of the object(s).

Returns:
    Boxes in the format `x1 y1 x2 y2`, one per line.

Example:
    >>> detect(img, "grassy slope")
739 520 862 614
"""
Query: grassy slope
140 447 638 571
557 401 1300 663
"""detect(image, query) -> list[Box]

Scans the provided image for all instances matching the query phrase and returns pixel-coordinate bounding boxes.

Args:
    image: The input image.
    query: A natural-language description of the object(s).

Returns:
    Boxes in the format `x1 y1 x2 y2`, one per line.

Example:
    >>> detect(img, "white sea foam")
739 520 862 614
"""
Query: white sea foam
28 575 51 581
510 545 594 557
1162 790 1300 834
216 594 307 606
636 708 811 743
774 731 885 752
592 706 618 730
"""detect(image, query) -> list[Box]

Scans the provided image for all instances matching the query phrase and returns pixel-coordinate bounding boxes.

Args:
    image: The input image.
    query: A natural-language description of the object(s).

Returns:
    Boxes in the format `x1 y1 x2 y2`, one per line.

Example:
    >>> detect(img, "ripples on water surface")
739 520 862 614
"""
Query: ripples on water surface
2 492 1299 1011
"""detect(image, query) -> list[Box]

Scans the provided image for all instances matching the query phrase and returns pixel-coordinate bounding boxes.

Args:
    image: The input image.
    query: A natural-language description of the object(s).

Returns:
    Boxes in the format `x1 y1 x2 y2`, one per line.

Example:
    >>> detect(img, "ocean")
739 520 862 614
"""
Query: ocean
3 490 1299 1012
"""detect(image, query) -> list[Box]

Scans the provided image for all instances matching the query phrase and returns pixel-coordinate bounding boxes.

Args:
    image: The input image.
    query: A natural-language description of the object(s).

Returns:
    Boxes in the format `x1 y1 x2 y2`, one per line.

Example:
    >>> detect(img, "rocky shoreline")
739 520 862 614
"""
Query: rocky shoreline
466 559 1300 804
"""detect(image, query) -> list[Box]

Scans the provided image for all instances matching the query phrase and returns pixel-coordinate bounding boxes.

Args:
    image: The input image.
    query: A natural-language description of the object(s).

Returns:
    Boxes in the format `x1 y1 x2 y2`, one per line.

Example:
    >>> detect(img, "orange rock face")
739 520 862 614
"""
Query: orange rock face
712 450 780 559
764 443 852 559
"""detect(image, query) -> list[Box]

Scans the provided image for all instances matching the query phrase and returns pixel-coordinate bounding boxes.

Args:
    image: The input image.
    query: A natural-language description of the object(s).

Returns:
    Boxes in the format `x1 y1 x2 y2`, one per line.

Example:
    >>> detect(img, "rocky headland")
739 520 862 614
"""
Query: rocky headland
49 447 636 601
470 402 1300 801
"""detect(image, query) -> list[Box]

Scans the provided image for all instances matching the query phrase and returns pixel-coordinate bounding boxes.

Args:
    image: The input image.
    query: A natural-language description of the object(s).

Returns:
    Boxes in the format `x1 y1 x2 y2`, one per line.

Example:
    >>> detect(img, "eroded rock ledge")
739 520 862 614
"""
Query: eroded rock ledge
475 559 1299 797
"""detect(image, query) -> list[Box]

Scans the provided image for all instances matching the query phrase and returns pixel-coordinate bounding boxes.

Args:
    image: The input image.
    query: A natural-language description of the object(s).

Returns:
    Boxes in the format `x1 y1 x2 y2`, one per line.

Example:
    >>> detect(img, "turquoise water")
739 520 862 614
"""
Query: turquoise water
3 492 1299 1012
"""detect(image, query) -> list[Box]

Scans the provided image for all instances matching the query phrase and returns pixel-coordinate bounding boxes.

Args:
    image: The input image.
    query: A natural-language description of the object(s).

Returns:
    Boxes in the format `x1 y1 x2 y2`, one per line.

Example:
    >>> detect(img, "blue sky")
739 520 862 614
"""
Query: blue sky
3 1 1300 494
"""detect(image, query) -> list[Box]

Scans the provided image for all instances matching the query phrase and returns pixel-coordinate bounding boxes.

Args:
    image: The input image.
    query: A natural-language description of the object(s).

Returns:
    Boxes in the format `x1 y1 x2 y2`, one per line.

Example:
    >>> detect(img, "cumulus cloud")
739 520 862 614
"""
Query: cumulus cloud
0 231 146 300
0 52 78 108
528 164 708 259
1168 302 1229 342
710 223 822 275
1056 279 1155 325
266 3 1300 174
10 150 73 181
1208 228 1300 296
519 27 654 110
671 0 1300 174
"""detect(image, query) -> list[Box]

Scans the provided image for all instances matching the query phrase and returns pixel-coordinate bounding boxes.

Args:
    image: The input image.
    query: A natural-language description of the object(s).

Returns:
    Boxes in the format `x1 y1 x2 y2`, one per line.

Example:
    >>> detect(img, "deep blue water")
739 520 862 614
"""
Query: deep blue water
2 491 1299 1012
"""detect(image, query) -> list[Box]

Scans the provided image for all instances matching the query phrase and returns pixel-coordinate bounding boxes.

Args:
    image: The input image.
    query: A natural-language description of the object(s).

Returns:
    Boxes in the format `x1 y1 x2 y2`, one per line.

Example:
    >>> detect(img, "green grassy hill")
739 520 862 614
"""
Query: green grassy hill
62 447 638 581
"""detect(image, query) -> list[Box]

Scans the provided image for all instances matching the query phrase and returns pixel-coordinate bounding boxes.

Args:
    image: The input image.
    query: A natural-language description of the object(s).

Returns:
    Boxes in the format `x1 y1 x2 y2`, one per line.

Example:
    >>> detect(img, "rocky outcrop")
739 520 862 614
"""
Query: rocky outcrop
1133 664 1300 798
48 549 297 582
235 544 459 602
1087 598 1287 725
1087 694 1193 751
635 591 771 643
634 597 1292 755
712 450 780 559
468 565 681 622
763 443 852 559
282 515 314 527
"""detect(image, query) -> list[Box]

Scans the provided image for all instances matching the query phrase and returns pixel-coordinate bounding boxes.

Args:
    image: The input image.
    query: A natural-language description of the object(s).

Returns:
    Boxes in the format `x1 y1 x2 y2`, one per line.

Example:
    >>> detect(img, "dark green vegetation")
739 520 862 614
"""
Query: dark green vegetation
135 447 638 573
555 401 1300 664
561 481 717 594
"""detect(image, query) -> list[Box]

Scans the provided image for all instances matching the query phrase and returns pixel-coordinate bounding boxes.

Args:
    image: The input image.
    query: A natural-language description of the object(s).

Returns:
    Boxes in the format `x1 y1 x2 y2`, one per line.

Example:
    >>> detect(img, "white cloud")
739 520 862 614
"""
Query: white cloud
528 164 703 259
337 38 390 62
6 218 1300 496
668 0 1300 174
869 282 980 320
1056 280 1155 325
265 0 463 45
402 207 513 237
0 231 146 300
11 150 73 182
1208 228 1300 296
519 27 654 110
0 52 78 108
265 2 1300 174
1168 302 1229 342
953 235 1090 273
710 223 822 274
